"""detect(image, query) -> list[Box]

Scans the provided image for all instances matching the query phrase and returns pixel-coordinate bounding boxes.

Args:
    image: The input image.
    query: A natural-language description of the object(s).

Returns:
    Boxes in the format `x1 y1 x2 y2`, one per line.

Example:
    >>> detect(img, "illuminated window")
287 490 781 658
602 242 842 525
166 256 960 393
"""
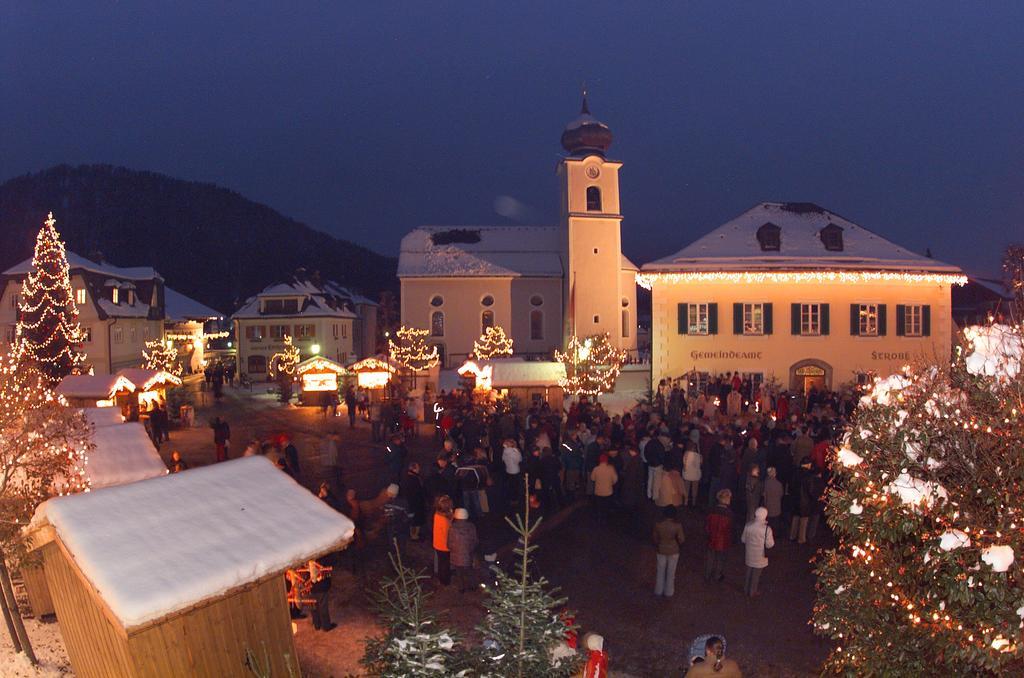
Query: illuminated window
481 310 494 332
743 303 765 335
857 304 879 336
76 288 86 304
688 303 710 335
112 288 119 305
431 311 444 337
530 309 543 340
800 303 821 336
586 186 602 211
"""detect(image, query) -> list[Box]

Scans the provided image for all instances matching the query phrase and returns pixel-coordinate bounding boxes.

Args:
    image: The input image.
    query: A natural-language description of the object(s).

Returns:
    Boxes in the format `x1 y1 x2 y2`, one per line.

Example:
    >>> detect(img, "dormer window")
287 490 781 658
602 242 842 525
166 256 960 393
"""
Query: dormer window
820 223 844 252
756 223 781 252
586 186 602 211
111 287 119 305
126 289 135 305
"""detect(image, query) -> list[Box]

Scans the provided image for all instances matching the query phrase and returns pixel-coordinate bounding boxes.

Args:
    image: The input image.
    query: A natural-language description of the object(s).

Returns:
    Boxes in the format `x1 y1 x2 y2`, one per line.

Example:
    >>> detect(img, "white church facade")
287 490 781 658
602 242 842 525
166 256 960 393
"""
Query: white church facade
398 98 638 367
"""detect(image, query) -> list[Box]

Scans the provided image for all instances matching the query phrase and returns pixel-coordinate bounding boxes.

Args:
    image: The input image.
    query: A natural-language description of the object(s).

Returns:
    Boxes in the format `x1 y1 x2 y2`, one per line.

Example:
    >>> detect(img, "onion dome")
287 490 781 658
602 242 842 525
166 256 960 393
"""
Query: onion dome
560 94 613 157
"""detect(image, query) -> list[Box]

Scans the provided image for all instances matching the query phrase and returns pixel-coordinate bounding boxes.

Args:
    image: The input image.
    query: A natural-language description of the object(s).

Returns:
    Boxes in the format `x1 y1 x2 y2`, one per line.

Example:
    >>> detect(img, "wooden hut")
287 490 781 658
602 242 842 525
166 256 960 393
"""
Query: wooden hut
295 356 348 406
55 374 137 409
116 367 183 410
458 358 566 411
27 456 354 677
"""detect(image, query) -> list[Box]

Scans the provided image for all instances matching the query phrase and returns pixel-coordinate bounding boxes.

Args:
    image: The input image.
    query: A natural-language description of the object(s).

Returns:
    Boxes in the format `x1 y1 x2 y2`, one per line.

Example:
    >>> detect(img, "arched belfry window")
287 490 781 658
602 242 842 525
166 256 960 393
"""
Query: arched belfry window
756 222 781 252
586 186 602 212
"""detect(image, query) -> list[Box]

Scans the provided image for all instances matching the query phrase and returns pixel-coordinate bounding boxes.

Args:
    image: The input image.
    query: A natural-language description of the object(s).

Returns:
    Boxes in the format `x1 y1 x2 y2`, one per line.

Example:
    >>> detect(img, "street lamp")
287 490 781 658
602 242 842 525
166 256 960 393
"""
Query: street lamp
311 343 321 355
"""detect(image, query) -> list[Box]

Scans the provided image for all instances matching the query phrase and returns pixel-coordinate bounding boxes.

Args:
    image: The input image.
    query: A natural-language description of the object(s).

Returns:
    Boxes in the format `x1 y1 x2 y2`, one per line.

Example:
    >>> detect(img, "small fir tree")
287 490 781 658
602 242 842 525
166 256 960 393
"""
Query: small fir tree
473 326 514 360
1003 244 1024 312
142 338 182 377
814 322 1024 675
15 213 87 384
362 546 467 676
269 335 301 403
555 333 627 399
475 479 580 677
389 326 440 371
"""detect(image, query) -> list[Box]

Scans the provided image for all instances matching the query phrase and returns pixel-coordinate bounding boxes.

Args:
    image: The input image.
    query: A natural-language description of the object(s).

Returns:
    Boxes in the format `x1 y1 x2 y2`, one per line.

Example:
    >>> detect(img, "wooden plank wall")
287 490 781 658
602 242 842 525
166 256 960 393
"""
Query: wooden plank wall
129 575 300 678
42 544 135 678
20 563 55 617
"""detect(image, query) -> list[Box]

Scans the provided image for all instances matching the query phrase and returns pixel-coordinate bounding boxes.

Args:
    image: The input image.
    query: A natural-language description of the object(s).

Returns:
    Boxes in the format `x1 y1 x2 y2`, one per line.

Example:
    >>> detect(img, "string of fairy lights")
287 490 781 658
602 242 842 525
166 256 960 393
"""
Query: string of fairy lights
389 326 440 371
635 270 968 290
555 333 627 397
472 325 514 360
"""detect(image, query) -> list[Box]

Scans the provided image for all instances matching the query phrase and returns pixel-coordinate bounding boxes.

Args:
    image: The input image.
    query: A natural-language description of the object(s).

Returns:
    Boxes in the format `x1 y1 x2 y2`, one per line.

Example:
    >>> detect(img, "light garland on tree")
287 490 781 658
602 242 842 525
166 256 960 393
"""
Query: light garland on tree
388 326 440 371
163 330 230 342
269 335 301 378
473 326 514 360
141 339 183 377
555 334 627 398
15 213 87 384
635 270 968 290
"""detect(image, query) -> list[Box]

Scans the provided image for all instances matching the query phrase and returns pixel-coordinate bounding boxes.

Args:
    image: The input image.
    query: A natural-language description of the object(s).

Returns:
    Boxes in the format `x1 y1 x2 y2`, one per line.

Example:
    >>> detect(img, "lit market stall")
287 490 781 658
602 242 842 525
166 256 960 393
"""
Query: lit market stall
295 355 349 405
116 367 183 410
55 373 137 409
348 355 400 396
457 358 566 411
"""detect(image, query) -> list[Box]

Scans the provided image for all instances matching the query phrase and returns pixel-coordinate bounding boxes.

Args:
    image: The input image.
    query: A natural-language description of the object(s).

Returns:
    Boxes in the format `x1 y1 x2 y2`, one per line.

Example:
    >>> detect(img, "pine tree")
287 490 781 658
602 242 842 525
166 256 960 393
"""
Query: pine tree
473 326 514 360
362 546 467 677
475 479 580 677
142 339 182 377
555 333 626 399
269 335 301 402
814 323 1024 675
15 213 87 384
389 326 440 371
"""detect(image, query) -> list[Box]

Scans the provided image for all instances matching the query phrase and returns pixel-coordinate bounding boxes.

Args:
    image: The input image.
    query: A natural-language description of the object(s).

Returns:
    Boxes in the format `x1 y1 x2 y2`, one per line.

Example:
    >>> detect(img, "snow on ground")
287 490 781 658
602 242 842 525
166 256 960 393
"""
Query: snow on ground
0 619 73 677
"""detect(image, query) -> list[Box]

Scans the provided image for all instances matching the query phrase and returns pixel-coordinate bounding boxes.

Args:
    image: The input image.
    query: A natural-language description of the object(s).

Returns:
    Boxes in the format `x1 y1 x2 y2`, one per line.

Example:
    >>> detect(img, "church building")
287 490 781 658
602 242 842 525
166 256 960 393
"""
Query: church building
397 98 638 367
640 202 966 393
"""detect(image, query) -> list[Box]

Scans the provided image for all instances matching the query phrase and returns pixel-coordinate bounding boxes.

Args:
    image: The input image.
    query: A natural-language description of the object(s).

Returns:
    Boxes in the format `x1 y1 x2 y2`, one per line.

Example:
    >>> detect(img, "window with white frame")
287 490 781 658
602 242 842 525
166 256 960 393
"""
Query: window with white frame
10 293 19 309
81 327 92 343
143 326 150 340
905 304 923 336
332 324 339 339
75 288 86 305
858 304 879 336
113 327 124 344
130 326 137 343
800 303 821 336
688 303 710 335
743 303 765 335
341 323 348 339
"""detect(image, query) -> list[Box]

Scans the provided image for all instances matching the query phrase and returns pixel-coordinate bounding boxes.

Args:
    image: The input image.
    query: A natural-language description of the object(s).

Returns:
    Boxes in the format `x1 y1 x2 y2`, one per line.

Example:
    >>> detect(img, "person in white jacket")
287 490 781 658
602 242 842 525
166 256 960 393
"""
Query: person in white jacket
682 443 702 506
741 506 775 597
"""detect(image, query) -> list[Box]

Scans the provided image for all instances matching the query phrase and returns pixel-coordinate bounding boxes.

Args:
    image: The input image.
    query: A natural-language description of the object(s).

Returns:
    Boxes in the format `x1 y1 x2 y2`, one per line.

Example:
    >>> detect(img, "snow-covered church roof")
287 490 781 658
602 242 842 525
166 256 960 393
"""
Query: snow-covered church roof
399 226 638 278
642 202 962 274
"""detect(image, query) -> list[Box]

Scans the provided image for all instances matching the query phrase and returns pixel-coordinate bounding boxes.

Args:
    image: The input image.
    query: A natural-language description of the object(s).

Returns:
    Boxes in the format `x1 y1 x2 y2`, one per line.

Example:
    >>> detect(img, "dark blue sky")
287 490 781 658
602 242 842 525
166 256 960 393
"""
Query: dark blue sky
3 3 1022 276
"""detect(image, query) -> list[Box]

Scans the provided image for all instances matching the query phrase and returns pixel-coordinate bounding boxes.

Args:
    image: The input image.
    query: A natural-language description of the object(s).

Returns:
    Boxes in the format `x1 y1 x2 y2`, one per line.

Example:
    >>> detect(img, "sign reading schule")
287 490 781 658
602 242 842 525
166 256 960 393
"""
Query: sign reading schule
690 350 763 360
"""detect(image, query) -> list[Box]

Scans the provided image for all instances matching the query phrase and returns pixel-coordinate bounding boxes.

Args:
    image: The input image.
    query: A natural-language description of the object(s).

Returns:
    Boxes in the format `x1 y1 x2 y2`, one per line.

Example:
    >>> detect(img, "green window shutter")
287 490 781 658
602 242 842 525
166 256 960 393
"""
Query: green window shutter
821 303 830 335
677 303 688 335
895 305 906 336
922 305 931 336
733 303 743 334
791 303 801 335
708 303 719 335
764 303 773 335
849 304 860 336
878 304 887 336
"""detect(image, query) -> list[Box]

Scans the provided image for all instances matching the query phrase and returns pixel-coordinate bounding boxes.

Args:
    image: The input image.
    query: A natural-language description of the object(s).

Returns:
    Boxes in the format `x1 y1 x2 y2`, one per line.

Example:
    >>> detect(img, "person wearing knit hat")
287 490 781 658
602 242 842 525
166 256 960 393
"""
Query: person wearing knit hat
741 505 775 597
583 633 608 678
385 483 399 497
447 507 478 592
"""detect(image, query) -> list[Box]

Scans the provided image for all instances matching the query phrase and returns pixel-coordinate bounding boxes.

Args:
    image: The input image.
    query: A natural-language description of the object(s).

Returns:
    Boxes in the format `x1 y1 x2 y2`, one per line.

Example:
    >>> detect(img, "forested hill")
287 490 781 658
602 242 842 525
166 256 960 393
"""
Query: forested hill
0 165 396 313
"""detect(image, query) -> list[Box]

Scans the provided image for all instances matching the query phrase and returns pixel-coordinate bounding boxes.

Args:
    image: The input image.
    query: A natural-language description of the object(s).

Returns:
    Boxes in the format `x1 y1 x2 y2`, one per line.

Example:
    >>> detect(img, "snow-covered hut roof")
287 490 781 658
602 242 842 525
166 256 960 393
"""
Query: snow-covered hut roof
488 359 566 387
398 226 566 278
83 408 168 490
115 368 182 391
642 202 963 274
30 456 355 631
3 252 161 281
164 287 222 322
56 374 136 400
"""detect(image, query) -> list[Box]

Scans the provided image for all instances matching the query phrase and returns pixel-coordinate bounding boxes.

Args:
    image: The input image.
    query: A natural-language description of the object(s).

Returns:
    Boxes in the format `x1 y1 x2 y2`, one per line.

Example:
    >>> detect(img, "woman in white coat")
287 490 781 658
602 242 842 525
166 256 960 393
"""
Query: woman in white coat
740 506 775 597
682 443 702 507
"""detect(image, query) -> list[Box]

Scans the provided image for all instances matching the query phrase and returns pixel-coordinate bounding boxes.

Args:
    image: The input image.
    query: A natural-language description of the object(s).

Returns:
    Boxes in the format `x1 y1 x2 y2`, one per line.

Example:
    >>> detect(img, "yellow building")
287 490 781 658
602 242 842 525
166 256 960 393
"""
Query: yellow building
640 202 966 392
398 96 638 367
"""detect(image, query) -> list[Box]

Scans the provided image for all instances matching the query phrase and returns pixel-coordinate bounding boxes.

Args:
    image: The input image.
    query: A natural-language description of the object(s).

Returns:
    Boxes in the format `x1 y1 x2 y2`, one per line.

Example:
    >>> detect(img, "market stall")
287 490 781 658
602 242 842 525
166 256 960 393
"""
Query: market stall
116 367 183 410
295 356 348 406
457 358 566 411
55 374 137 410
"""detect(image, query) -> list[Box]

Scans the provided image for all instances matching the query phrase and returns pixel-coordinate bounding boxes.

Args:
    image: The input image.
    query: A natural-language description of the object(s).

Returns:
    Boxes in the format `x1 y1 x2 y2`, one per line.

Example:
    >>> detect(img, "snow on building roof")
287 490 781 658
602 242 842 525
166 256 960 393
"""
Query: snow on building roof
231 276 367 320
642 202 963 274
83 409 168 490
31 456 355 631
398 226 566 278
3 252 161 281
164 287 222 321
97 298 151 318
488 358 566 387
56 374 136 400
115 368 182 390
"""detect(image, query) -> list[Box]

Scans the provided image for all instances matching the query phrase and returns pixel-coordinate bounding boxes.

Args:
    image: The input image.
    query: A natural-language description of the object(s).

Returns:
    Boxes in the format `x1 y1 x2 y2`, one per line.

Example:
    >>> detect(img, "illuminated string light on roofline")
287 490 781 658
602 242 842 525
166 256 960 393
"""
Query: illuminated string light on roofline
635 270 968 290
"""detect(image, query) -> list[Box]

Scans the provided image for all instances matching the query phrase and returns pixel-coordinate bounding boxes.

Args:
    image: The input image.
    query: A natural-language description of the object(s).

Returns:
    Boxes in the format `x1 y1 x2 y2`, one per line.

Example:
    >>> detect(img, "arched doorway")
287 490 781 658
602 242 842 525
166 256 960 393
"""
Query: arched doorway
789 359 832 394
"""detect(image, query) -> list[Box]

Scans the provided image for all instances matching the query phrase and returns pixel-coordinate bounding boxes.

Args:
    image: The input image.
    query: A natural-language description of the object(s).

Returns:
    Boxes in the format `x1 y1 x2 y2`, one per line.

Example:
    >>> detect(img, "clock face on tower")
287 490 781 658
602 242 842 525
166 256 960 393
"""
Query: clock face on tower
585 165 601 179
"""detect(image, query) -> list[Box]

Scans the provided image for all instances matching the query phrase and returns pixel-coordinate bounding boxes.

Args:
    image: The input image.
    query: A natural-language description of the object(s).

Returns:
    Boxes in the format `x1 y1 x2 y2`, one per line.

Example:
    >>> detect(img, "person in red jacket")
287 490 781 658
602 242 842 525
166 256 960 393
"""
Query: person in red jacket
704 488 734 583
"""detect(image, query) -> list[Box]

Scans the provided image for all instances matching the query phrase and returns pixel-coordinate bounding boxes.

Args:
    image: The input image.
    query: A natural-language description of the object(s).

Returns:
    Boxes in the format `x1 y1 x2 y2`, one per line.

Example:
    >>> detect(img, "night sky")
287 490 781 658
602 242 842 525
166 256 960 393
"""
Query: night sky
3 3 1022 276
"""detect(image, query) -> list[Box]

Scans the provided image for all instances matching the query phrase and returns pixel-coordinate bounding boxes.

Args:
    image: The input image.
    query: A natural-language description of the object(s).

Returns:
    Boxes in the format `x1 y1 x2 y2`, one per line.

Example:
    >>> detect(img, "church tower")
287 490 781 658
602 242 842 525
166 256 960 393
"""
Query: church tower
559 95 630 350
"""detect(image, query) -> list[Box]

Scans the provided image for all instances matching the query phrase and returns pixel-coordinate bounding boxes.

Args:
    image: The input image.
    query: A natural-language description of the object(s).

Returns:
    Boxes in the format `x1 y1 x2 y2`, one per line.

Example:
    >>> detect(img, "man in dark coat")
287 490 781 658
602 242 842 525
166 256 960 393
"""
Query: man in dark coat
400 462 427 540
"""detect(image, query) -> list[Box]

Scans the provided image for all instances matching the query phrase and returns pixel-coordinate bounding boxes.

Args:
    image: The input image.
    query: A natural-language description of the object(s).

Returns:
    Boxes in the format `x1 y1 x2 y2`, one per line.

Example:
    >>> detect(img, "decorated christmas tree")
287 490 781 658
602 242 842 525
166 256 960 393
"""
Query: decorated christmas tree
473 326 514 360
555 333 626 399
389 326 440 371
362 547 467 676
142 338 183 377
15 213 87 384
269 335 301 402
475 481 580 677
814 322 1024 675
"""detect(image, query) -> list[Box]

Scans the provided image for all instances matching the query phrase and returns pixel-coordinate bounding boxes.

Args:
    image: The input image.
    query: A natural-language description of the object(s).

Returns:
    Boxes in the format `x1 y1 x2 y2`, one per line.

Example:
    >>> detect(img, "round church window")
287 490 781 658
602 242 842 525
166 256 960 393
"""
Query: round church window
530 295 543 307
430 295 444 307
